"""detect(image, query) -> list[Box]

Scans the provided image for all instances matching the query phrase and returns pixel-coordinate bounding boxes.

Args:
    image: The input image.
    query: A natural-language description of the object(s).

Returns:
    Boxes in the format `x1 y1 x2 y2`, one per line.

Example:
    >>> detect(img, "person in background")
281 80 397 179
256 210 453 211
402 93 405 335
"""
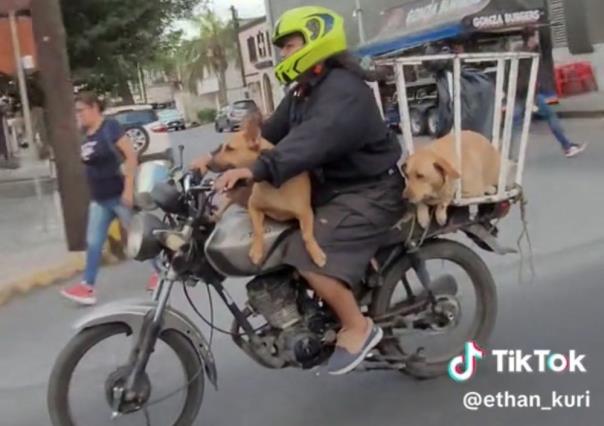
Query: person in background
516 29 586 158
60 92 138 305
0 101 8 163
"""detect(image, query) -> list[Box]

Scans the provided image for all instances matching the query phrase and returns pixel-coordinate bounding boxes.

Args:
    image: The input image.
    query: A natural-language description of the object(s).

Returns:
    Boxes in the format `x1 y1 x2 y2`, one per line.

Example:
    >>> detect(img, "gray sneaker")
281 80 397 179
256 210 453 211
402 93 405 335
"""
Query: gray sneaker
326 322 383 375
565 143 587 158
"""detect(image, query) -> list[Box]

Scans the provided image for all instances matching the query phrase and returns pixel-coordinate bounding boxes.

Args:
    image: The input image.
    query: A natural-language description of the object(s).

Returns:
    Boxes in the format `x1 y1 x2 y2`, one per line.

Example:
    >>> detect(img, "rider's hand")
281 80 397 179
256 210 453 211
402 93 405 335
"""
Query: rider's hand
214 168 253 192
189 153 212 174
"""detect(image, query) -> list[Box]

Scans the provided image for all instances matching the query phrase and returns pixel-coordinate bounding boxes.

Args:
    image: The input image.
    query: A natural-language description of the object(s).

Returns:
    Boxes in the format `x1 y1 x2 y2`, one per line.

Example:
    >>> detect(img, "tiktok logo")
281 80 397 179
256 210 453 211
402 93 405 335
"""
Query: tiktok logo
448 341 485 382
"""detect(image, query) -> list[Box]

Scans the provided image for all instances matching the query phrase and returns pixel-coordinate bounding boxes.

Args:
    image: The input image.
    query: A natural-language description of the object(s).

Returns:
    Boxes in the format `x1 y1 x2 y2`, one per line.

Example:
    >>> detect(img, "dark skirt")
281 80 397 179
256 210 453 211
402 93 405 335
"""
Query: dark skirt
282 172 406 290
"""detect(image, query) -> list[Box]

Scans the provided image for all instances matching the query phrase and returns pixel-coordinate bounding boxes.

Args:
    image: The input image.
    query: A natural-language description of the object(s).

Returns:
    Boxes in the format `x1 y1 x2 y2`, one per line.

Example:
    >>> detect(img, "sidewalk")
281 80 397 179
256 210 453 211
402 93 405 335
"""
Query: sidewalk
0 147 82 305
0 141 133 305
554 91 604 118
0 187 85 305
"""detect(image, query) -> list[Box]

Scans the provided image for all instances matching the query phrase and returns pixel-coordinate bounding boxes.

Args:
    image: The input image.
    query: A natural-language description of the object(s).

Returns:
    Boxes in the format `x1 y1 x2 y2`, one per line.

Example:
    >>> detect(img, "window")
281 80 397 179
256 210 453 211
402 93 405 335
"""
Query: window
266 31 272 56
247 37 257 63
257 32 266 58
233 100 258 111
109 110 158 126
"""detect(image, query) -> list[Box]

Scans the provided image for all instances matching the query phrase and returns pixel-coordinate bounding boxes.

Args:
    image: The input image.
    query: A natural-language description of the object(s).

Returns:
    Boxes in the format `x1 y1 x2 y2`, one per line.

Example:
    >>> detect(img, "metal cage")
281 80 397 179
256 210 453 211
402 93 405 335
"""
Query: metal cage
379 52 540 206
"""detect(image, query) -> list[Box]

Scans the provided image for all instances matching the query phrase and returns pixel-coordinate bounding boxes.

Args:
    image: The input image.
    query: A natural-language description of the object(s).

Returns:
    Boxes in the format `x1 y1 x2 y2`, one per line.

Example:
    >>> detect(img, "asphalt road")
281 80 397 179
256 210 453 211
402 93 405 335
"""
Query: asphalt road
1 120 603 425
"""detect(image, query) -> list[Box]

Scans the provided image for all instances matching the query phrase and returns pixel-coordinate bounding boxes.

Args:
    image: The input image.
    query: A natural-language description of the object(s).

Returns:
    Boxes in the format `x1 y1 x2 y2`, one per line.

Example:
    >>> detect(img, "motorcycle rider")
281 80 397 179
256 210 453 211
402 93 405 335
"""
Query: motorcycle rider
199 6 406 375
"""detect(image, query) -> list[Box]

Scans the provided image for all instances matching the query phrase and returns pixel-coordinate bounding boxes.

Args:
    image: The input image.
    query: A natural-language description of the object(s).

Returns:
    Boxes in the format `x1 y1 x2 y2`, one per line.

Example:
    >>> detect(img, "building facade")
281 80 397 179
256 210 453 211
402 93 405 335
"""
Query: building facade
194 57 247 109
548 0 604 86
238 16 282 114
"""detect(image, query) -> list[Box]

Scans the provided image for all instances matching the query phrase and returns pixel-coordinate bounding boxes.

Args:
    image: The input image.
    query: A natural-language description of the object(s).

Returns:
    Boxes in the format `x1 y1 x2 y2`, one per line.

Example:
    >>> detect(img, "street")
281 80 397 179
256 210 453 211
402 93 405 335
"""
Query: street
1 119 603 425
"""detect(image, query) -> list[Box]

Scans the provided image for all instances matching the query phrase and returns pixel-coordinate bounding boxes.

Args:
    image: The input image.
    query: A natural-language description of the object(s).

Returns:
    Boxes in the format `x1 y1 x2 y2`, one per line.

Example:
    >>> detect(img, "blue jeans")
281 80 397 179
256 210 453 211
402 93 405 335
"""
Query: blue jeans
84 197 132 285
514 93 573 151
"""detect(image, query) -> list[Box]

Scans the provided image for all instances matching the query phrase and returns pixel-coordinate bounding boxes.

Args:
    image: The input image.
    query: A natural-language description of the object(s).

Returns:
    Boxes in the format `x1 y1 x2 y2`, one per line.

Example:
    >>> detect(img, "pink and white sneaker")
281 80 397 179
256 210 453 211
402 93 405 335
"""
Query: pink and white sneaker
565 143 587 158
60 282 97 305
147 272 159 292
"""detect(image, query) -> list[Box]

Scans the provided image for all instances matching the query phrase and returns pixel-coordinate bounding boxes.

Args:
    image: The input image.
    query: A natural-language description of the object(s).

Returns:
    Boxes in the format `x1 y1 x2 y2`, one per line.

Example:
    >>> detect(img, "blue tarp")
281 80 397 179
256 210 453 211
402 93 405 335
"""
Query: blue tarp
356 23 464 58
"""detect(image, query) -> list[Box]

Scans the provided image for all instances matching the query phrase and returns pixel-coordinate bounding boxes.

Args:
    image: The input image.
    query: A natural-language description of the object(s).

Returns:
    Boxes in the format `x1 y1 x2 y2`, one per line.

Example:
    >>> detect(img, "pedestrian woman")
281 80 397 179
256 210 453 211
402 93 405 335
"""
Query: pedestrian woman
61 92 138 305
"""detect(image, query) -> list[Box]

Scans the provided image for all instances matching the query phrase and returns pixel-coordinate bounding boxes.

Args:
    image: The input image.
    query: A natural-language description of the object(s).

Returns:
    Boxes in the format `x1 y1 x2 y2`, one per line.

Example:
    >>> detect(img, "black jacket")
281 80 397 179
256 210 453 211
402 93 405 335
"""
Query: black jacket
252 67 402 191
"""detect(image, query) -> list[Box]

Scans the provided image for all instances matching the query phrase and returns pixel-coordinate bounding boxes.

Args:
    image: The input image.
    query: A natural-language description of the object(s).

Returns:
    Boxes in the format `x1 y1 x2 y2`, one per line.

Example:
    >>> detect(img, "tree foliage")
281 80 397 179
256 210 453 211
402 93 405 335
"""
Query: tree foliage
60 0 200 99
177 10 237 106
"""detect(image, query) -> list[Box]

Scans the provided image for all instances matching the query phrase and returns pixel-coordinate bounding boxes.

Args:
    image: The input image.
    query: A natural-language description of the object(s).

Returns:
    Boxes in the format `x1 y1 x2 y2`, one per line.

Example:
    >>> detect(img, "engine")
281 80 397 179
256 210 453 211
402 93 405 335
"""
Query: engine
245 269 336 369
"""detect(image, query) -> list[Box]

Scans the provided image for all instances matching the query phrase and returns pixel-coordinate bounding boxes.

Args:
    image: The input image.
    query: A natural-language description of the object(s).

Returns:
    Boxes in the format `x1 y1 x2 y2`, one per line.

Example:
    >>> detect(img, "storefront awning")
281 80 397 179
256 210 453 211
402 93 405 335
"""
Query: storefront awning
356 22 463 58
356 0 547 58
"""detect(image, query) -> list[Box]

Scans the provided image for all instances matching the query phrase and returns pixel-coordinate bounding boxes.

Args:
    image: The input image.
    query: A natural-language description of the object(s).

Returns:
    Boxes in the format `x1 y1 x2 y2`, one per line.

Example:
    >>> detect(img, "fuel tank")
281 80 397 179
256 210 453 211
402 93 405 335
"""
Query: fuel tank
204 205 294 276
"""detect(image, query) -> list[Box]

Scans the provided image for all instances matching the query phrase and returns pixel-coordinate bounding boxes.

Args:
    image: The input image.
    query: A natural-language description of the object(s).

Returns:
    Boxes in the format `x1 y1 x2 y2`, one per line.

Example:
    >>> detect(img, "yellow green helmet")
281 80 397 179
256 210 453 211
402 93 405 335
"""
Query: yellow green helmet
272 6 347 85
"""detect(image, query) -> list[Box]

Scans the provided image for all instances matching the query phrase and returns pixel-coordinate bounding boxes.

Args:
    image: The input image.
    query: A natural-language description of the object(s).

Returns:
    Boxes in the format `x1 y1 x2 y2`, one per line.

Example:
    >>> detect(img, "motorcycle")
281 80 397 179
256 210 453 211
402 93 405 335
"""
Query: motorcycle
47 168 513 425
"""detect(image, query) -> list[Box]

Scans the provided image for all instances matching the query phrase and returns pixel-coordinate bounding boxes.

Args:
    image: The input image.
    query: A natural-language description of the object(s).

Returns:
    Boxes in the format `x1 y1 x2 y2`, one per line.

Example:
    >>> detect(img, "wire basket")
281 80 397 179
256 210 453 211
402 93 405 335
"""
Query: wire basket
378 51 540 206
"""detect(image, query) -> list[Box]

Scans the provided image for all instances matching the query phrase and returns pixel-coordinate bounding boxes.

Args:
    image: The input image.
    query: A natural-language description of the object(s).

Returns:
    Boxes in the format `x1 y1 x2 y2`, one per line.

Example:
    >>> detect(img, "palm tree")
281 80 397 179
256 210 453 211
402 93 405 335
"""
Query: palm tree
179 10 237 107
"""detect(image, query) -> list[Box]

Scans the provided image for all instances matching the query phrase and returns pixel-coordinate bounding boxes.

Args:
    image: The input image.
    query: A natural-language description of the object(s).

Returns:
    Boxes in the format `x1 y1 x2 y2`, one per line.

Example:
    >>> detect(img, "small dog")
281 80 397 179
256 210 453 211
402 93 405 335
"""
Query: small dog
402 130 500 228
208 112 326 267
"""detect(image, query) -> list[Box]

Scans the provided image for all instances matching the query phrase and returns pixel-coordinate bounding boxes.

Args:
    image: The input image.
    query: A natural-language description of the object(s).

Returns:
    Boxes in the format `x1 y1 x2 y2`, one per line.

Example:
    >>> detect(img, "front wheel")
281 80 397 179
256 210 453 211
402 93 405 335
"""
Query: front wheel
48 323 205 426
371 239 497 379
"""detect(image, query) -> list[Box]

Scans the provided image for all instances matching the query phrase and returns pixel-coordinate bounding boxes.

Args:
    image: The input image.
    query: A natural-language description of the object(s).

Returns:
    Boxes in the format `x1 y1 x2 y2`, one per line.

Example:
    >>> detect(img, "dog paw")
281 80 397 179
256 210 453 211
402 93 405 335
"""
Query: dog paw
308 244 327 268
416 205 430 228
249 243 265 265
485 185 497 195
435 207 448 226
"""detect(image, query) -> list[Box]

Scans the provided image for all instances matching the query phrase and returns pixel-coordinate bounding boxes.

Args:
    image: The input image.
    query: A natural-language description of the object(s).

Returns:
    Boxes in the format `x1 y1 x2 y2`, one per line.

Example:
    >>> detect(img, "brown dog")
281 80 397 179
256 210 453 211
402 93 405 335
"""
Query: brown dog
402 130 500 228
208 112 326 267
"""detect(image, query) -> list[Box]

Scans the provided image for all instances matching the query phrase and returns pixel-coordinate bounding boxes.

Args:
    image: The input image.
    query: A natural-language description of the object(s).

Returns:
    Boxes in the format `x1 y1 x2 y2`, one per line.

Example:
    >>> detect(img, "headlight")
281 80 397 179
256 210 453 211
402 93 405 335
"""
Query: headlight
150 182 186 214
126 213 167 261
135 161 171 211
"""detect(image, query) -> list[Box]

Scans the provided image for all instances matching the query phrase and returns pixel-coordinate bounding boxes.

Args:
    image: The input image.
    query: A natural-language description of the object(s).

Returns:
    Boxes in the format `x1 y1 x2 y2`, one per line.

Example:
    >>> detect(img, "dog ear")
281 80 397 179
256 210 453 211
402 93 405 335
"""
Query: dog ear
247 138 261 151
242 110 263 149
433 156 461 179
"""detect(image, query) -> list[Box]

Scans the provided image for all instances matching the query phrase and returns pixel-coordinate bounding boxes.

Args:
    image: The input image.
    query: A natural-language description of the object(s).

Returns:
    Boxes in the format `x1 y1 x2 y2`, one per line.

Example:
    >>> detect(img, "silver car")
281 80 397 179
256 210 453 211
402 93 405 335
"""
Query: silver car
214 100 258 132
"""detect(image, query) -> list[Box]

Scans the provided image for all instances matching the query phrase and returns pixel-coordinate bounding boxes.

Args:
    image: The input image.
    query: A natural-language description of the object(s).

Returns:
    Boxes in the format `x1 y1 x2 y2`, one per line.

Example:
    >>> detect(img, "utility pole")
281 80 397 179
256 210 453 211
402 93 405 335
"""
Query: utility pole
230 5 247 88
31 0 89 251
8 11 34 153
353 0 367 44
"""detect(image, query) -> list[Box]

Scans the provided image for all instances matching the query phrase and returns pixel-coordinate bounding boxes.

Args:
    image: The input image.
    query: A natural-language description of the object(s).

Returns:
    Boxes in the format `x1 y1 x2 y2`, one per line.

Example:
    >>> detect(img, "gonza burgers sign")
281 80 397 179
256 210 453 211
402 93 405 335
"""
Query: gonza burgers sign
470 9 544 30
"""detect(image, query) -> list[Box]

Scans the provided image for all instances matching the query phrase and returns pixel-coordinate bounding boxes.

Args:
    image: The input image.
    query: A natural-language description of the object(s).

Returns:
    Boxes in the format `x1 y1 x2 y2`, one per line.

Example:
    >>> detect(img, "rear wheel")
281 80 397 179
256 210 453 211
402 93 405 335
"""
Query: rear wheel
214 122 223 133
371 239 497 379
409 108 426 136
426 108 440 137
48 323 205 426
126 126 150 154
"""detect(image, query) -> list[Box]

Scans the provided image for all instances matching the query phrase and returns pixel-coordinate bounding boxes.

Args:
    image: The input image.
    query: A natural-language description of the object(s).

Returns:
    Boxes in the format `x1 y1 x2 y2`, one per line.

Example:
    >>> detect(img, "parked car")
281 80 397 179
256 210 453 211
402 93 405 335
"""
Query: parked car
104 105 173 163
214 100 258 132
157 108 186 131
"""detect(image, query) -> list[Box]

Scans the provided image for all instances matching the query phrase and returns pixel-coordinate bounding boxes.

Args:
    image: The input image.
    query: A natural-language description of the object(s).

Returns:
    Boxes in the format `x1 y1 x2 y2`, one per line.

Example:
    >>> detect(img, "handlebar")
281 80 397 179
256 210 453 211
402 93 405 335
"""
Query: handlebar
170 167 249 224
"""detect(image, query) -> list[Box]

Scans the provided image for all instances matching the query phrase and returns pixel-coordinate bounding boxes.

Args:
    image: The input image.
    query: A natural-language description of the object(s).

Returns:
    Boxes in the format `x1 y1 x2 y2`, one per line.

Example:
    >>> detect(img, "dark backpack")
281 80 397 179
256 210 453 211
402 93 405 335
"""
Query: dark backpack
434 68 496 139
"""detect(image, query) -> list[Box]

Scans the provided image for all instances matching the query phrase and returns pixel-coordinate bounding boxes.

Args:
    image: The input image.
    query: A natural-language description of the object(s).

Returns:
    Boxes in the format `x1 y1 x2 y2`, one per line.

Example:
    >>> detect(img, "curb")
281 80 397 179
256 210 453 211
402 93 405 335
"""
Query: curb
0 249 126 307
0 218 127 306
0 253 85 306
